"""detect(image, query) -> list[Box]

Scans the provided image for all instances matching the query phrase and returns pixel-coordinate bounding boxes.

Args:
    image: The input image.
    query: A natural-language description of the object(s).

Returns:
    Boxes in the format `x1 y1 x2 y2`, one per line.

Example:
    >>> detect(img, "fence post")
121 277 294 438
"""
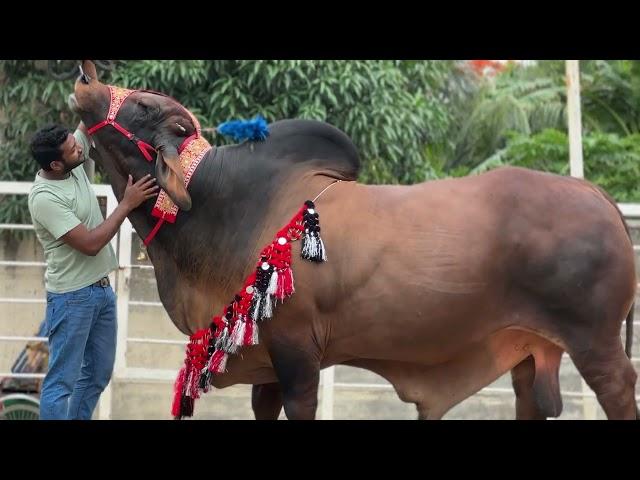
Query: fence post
566 60 584 179
320 366 335 420
566 60 599 419
97 190 132 420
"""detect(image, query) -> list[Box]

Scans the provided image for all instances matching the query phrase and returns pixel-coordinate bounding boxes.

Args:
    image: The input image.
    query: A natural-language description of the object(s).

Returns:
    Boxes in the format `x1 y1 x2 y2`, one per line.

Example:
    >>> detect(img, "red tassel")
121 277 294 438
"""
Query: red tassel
243 317 254 345
244 317 259 345
171 328 210 418
209 349 228 373
186 368 202 400
276 267 295 299
171 366 187 418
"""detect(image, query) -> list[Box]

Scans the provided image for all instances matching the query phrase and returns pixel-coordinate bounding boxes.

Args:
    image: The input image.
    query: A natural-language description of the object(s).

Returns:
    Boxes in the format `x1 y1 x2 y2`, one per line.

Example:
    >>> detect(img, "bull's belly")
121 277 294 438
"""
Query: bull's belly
322 292 504 366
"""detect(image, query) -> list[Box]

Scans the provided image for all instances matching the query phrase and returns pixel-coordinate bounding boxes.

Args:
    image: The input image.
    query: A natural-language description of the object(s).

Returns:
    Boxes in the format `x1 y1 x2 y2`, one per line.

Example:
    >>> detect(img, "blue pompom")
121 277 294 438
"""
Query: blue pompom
216 115 269 142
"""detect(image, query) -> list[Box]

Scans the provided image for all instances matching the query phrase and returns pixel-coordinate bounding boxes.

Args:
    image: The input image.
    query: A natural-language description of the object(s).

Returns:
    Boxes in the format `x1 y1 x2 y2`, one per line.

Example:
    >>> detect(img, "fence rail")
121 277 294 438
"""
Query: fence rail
2 180 639 419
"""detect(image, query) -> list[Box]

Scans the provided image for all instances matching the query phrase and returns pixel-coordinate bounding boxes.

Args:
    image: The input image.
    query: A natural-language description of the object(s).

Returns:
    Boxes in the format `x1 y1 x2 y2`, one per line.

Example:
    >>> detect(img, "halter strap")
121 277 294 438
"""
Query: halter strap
86 86 156 162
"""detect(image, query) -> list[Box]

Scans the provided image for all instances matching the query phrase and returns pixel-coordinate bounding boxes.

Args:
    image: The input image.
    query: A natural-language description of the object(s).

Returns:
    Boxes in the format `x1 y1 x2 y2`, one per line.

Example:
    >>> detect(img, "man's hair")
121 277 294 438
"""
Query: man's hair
30 124 70 171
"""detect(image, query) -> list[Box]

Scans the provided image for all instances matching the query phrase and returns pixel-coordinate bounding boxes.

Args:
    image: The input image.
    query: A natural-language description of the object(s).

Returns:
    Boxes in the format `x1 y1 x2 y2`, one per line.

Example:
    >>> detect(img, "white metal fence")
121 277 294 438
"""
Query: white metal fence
1 180 639 419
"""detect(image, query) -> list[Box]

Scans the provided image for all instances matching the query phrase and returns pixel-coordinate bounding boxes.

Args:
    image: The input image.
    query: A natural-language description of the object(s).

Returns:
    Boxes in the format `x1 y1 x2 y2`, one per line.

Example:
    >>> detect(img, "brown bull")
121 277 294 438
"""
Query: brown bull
73 60 638 419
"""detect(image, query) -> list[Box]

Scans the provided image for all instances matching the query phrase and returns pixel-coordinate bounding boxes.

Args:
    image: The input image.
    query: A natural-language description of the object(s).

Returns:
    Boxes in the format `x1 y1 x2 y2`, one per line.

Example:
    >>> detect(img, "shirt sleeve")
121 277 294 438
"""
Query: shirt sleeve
30 191 82 240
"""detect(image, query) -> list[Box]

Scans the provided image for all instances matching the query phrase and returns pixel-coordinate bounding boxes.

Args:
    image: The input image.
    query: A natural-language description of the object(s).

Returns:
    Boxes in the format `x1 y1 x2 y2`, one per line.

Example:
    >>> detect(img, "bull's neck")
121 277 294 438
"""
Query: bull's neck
126 145 330 299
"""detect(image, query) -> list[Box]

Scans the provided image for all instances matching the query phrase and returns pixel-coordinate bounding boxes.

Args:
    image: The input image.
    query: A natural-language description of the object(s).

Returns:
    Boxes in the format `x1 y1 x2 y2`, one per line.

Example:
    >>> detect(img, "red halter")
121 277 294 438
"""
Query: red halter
86 86 157 161
86 85 211 246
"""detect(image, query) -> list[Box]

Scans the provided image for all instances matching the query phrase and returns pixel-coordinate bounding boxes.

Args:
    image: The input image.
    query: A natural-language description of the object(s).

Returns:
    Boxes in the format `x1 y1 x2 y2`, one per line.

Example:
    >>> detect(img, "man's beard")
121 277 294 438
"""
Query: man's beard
63 158 86 174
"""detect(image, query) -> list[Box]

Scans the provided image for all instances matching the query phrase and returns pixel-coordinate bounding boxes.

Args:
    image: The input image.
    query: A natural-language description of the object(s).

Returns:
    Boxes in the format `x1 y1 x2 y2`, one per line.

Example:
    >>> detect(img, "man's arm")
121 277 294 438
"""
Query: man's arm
61 174 158 256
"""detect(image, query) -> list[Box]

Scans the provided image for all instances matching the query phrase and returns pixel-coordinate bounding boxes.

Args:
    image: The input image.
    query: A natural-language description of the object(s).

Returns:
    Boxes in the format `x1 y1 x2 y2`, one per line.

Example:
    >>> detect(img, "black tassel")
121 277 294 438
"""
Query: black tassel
301 201 327 262
177 395 194 419
199 368 212 391
251 258 276 321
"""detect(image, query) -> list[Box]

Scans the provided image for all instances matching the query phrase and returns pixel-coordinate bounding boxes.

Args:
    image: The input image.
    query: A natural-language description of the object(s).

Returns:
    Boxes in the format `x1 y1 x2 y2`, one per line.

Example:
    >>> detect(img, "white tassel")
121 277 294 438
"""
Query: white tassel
267 270 278 295
228 318 246 353
250 320 259 345
261 293 273 319
251 292 263 321
214 326 229 350
301 232 318 258
318 237 327 261
302 231 327 261
185 371 194 397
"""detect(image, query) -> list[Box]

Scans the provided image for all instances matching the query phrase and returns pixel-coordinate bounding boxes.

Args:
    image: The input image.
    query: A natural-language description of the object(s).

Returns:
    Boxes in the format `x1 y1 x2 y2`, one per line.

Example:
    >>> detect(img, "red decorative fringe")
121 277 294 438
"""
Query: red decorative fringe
171 366 187 418
172 201 326 418
276 267 295 299
209 349 228 373
244 317 259 345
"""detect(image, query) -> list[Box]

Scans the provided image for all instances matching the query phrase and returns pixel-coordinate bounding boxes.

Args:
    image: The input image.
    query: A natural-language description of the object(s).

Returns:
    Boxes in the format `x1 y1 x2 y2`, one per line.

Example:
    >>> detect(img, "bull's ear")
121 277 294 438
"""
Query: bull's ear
155 144 192 211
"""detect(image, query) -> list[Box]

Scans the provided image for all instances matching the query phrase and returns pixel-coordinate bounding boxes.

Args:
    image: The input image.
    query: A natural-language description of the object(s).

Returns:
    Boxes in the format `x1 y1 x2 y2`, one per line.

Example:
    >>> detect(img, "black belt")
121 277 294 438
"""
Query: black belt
93 276 110 287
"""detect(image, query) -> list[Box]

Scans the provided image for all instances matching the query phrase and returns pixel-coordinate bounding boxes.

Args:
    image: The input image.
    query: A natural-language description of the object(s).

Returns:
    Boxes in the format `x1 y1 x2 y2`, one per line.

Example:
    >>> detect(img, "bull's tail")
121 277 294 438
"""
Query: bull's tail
625 304 635 359
592 184 635 359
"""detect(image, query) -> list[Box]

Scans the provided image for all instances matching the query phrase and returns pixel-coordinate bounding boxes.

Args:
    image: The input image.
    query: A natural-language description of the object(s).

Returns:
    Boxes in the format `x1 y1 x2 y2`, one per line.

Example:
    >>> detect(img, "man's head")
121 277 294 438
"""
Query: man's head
30 124 84 173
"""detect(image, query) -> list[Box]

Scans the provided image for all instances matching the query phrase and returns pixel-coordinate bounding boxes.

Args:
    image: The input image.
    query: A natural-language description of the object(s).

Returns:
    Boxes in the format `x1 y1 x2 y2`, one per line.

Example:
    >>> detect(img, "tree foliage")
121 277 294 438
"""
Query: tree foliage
3 59 640 236
0 60 457 231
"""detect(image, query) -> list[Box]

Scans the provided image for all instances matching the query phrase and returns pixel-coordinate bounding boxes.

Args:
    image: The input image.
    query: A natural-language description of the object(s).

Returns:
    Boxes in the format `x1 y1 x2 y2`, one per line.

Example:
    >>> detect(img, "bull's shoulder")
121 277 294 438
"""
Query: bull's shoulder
259 119 361 180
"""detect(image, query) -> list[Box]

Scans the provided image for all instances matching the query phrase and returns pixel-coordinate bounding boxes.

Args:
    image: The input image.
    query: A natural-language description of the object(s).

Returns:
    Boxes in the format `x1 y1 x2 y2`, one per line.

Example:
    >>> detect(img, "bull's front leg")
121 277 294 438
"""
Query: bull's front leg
251 383 283 420
264 336 321 420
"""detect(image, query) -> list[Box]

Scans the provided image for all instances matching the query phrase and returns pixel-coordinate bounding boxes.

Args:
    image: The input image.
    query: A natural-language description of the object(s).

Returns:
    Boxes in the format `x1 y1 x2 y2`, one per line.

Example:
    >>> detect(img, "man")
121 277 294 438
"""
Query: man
28 122 158 420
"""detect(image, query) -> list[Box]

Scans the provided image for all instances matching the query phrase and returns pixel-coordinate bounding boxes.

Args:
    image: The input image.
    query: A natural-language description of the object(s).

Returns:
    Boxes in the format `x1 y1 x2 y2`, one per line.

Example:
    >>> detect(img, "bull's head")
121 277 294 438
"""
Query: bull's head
71 60 195 211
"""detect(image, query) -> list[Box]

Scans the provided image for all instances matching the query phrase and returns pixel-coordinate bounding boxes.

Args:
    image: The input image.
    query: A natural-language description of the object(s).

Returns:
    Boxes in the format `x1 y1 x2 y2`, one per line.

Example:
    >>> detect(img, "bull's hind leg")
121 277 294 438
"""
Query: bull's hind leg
568 337 638 420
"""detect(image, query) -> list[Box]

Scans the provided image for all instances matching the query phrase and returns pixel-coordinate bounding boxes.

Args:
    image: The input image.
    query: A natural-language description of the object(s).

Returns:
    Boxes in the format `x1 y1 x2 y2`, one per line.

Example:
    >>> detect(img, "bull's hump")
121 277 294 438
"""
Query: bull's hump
260 119 361 180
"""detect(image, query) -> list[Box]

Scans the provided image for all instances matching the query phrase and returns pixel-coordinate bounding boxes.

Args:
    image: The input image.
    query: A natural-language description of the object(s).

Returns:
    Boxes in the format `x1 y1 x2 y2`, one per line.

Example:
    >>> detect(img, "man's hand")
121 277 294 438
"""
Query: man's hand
122 174 159 211
61 174 158 256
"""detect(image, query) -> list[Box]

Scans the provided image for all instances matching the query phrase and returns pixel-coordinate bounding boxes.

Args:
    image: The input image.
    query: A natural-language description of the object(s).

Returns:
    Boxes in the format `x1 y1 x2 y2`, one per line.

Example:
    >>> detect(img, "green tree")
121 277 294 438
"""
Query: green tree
108 60 456 183
445 61 567 171
0 61 78 232
443 60 640 202
471 129 640 202
0 60 458 233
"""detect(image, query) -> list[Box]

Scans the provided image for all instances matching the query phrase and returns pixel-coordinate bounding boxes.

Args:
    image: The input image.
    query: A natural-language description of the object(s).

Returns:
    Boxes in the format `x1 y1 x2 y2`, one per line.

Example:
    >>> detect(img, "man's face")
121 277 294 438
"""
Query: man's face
56 133 85 173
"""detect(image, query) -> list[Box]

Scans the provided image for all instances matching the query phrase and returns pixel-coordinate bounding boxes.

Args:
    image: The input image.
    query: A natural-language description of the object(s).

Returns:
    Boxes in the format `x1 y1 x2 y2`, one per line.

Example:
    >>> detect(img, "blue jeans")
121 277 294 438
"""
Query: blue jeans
40 283 117 420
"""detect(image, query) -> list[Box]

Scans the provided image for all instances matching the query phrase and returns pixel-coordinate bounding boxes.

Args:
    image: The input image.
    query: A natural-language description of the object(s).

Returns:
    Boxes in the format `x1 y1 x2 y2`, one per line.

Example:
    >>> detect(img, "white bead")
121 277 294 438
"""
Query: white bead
278 237 287 245
261 262 270 270
245 286 254 294
307 208 315 214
